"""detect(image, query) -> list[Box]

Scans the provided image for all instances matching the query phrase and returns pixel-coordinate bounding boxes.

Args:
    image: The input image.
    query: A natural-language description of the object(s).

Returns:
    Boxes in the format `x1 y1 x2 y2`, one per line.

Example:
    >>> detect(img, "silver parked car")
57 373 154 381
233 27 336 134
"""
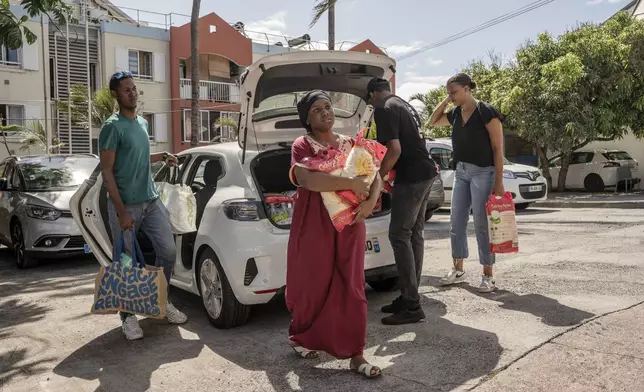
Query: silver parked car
0 154 98 268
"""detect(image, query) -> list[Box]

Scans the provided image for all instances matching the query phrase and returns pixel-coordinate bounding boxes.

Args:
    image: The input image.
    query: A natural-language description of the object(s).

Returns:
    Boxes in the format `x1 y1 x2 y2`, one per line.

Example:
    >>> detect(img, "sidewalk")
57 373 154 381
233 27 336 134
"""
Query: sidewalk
473 302 644 392
534 191 644 209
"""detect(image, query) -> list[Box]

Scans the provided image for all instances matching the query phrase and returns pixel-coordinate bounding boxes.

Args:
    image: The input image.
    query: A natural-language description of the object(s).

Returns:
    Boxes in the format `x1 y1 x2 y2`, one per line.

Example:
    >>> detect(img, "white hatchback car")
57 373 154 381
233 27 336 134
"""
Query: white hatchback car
70 51 399 329
426 139 548 209
549 149 639 192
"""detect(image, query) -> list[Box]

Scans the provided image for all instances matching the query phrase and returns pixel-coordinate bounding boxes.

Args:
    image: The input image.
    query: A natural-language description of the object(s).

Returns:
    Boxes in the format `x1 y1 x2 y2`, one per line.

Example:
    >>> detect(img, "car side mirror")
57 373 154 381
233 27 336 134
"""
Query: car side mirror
0 178 7 191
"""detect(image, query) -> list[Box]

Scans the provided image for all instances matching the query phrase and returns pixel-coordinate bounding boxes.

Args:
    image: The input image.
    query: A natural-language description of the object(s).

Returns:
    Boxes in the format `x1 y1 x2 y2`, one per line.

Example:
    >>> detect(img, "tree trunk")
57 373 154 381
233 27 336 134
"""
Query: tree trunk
190 0 201 147
536 144 552 191
557 152 572 192
327 4 335 50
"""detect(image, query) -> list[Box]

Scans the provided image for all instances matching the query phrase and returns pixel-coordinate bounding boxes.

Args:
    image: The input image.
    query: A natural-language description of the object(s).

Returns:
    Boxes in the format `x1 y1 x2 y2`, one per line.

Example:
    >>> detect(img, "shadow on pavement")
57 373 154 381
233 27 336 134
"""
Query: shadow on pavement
424 276 595 327
52 288 501 392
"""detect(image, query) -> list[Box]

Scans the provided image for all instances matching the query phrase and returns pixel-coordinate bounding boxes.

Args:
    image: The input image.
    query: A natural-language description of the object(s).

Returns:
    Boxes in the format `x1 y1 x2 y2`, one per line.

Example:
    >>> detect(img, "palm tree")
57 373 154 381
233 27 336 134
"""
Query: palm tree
190 0 201 147
18 120 64 154
212 117 239 142
0 123 21 156
310 0 337 50
57 83 143 129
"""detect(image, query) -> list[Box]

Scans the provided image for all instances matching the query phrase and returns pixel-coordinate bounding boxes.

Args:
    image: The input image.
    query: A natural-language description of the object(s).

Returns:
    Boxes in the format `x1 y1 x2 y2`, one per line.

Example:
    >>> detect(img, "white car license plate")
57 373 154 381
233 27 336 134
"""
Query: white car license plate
365 237 381 255
528 185 542 192
84 243 92 254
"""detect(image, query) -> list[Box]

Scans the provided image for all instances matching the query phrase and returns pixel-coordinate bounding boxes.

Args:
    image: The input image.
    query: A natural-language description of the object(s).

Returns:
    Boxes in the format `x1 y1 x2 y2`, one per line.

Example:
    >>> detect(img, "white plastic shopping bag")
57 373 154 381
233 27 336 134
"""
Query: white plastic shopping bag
156 182 197 234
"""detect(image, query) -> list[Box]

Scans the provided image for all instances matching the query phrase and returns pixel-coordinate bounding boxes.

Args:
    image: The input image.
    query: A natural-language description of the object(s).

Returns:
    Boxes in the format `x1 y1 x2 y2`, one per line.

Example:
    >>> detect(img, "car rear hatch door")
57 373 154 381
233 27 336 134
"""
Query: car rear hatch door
237 50 396 162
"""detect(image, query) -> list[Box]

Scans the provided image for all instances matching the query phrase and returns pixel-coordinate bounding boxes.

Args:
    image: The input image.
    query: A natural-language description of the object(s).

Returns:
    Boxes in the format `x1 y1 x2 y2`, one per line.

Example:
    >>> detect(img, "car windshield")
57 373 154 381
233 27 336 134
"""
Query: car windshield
19 156 98 191
254 91 362 119
602 151 633 161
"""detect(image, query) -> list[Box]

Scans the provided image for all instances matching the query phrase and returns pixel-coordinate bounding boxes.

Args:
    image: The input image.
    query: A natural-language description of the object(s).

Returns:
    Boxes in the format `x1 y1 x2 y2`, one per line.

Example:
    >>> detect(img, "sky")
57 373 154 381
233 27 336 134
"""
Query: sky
113 0 632 108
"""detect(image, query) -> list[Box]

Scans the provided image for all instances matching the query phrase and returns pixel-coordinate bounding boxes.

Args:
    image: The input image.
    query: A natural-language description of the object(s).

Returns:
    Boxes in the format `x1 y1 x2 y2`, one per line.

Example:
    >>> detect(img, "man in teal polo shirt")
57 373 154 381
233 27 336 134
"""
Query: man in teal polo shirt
99 71 187 341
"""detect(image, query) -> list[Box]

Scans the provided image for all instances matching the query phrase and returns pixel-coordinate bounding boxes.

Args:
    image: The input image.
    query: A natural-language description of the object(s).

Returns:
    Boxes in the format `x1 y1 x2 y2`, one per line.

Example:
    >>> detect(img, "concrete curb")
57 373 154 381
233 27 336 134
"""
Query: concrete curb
534 200 644 209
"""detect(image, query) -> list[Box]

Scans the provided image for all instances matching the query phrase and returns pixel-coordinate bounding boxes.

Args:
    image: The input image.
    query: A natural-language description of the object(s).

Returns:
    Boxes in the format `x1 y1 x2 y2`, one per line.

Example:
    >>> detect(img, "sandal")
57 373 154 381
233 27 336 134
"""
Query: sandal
288 341 319 359
351 363 382 378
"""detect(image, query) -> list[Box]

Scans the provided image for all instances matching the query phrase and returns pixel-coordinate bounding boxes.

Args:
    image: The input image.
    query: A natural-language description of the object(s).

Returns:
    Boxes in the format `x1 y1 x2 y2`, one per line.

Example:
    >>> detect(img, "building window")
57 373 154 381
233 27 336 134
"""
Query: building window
143 113 155 141
179 59 187 79
0 104 24 127
0 45 20 67
89 63 97 93
182 110 220 142
128 50 153 80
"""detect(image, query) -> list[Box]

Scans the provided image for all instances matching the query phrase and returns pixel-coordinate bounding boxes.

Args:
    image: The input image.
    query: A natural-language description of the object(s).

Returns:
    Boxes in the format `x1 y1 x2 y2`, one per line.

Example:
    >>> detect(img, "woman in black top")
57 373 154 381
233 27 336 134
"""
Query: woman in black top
429 73 505 293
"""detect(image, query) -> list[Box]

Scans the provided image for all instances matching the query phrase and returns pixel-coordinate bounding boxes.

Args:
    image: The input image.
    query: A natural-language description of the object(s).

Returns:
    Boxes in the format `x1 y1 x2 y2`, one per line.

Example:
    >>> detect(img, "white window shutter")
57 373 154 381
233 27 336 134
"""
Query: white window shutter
24 105 41 122
21 37 39 71
153 52 166 83
115 47 129 72
154 113 168 142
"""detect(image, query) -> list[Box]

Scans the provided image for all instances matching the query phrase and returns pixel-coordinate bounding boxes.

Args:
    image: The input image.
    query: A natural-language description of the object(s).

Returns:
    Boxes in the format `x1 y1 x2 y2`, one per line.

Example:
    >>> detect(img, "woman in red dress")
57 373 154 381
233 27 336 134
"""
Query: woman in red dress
286 90 383 378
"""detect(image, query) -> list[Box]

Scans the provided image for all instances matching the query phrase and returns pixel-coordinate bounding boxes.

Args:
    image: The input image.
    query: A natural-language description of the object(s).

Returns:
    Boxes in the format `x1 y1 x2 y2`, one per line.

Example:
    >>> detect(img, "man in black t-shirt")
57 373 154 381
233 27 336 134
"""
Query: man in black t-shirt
368 77 438 325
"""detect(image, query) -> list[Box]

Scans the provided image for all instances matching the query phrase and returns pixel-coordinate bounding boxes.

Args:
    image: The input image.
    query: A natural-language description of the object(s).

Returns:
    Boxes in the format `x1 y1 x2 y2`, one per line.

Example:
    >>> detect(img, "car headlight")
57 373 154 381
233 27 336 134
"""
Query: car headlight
503 170 516 179
26 205 61 221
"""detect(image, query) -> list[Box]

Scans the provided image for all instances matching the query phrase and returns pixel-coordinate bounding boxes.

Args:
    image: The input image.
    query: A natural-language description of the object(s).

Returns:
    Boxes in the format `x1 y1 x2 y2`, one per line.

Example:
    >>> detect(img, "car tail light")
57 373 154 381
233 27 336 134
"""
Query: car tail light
222 199 263 221
603 161 620 168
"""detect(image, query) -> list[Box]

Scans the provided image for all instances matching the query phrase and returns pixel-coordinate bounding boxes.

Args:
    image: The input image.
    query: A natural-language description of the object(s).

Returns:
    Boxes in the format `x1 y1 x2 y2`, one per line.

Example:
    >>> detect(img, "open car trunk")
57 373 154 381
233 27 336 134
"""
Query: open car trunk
250 148 392 229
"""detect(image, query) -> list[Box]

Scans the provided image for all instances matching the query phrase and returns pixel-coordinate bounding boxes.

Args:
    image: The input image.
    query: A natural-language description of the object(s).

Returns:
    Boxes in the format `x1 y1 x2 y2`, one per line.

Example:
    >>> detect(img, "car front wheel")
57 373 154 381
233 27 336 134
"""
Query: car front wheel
11 220 38 269
425 209 434 222
197 248 250 329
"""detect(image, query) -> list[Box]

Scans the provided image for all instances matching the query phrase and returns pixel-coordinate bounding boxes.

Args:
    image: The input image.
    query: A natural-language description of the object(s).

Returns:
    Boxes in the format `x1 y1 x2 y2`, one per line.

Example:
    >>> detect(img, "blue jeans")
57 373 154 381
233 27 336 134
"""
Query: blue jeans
450 162 496 266
107 198 176 320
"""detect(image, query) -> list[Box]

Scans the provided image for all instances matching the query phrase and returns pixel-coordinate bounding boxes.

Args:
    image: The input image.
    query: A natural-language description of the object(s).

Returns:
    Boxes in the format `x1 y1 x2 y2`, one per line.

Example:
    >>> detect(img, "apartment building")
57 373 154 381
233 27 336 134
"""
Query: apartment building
2 1 394 158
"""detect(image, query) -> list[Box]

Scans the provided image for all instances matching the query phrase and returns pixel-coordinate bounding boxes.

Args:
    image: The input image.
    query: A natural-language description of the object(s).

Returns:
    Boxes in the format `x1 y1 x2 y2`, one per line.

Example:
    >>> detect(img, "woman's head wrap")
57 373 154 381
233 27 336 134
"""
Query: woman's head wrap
297 90 331 132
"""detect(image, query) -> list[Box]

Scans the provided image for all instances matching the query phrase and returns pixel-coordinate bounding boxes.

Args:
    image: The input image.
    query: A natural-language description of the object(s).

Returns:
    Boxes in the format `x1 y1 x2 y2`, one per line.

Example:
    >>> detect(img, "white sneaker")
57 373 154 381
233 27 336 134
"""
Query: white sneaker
122 315 144 341
479 275 497 293
166 302 188 324
439 268 466 286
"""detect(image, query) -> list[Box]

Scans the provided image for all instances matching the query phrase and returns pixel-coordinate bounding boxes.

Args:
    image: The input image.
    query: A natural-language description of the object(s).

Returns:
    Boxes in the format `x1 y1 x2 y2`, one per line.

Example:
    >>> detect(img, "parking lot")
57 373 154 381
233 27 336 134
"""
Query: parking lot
2 207 644 392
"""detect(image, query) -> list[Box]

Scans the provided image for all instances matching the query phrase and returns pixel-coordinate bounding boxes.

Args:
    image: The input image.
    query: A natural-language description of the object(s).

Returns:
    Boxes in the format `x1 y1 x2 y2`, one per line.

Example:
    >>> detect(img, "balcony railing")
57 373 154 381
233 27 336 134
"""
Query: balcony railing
179 79 240 103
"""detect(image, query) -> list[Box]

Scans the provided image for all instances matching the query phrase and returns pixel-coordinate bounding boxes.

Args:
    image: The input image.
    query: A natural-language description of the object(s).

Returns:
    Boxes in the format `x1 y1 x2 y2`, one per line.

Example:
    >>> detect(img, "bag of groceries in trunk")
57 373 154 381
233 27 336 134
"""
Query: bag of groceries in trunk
486 192 519 254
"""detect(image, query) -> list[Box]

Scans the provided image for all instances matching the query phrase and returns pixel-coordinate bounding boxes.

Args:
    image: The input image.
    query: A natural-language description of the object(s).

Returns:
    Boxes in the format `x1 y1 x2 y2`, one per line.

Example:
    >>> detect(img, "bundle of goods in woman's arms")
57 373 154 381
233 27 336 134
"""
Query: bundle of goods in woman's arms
297 148 355 231
486 192 519 254
336 130 388 207
296 130 387 231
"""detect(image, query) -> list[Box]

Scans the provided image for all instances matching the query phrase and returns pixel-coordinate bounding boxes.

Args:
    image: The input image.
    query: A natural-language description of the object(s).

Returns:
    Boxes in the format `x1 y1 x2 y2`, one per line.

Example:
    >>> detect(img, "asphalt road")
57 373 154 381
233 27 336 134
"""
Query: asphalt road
1 207 644 392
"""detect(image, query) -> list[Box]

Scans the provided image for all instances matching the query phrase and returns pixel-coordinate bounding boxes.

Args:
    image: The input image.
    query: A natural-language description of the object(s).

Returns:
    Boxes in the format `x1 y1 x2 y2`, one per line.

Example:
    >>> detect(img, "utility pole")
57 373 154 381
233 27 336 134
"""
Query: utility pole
66 21 72 154
85 0 92 154
40 15 50 154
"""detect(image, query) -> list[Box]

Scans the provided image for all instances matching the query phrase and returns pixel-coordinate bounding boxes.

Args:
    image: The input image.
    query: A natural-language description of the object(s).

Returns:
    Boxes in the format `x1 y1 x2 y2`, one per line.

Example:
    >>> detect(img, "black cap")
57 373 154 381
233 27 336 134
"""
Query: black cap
367 77 391 93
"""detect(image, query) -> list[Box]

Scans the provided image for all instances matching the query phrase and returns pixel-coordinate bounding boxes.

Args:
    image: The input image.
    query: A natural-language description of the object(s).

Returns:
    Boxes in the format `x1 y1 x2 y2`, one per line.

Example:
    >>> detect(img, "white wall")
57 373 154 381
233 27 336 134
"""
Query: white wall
101 32 171 153
0 20 50 156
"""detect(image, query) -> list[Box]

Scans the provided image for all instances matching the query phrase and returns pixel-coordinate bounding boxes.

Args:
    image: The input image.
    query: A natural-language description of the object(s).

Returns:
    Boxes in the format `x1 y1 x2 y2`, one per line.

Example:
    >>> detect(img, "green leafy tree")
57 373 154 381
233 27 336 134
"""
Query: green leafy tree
0 0 72 49
212 117 239 142
411 53 513 139
57 83 143 129
0 123 20 156
18 119 64 153
503 12 644 190
410 89 451 139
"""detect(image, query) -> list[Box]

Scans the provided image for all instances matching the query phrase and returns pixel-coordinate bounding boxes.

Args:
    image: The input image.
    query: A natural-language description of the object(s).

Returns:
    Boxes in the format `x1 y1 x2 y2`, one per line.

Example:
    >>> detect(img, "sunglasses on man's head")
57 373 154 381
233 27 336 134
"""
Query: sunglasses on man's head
112 70 133 80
